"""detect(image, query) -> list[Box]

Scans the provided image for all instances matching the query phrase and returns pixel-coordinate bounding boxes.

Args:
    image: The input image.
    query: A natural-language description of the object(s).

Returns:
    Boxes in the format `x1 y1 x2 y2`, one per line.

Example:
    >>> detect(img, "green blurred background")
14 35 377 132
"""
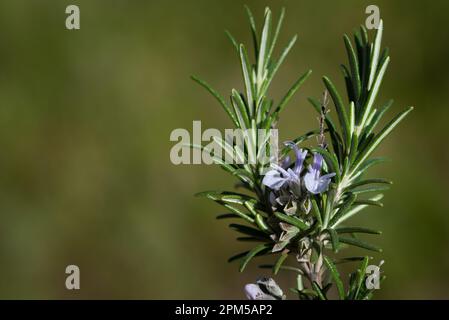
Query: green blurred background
0 0 447 299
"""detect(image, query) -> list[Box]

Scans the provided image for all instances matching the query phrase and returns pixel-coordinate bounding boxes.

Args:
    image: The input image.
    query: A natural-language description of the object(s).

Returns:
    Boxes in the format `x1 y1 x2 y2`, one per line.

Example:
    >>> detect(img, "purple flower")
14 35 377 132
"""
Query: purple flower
262 142 307 191
304 153 336 194
284 142 307 175
262 164 298 190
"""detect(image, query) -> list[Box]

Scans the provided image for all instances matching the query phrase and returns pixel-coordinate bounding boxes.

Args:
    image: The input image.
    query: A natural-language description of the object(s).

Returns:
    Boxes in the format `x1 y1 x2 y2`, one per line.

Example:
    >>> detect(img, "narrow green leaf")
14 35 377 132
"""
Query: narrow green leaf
216 213 239 220
368 20 383 90
236 236 265 242
343 34 362 101
325 228 340 253
312 282 327 300
323 76 351 149
244 5 259 59
347 178 392 190
274 211 308 230
195 190 256 203
191 76 238 126
223 204 255 223
341 64 355 103
354 256 370 299
229 223 270 238
225 30 239 52
353 199 383 207
336 227 382 235
349 101 355 137
359 56 390 129
323 189 336 228
257 9 271 87
273 252 289 275
228 251 249 263
255 213 272 233
334 256 366 264
333 194 384 225
352 185 390 195
363 99 394 137
311 197 323 227
297 274 304 291
353 106 413 172
323 256 345 299
329 193 356 227
272 70 312 118
263 34 297 92
339 236 382 252
379 47 389 67
231 89 251 128
354 27 369 96
240 243 272 272
266 7 285 66
356 157 389 175
239 45 255 116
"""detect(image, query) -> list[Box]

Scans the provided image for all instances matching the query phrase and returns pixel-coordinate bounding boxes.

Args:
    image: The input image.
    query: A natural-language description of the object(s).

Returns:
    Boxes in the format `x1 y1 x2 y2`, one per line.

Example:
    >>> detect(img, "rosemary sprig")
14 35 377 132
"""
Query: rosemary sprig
193 7 412 300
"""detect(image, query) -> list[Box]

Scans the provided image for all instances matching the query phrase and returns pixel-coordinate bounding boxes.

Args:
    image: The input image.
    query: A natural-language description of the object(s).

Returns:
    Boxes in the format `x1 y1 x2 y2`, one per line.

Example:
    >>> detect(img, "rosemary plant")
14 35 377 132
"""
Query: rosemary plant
192 7 412 300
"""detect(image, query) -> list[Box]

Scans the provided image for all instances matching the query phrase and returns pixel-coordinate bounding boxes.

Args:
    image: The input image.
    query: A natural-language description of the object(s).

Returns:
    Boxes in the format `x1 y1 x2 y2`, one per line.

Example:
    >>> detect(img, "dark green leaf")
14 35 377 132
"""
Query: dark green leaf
216 213 240 220
240 243 272 272
274 212 309 230
352 199 383 207
228 251 249 263
347 178 392 190
323 256 345 299
336 227 382 235
273 252 289 275
324 228 340 253
339 236 382 252
329 193 356 227
229 223 270 238
343 34 361 101
312 282 327 300
323 76 351 149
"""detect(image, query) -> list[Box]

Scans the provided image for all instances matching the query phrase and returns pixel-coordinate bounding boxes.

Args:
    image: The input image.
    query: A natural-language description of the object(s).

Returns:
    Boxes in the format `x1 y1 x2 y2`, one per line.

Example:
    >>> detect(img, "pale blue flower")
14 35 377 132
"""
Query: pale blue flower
262 142 307 191
262 164 298 190
284 141 308 175
304 153 336 194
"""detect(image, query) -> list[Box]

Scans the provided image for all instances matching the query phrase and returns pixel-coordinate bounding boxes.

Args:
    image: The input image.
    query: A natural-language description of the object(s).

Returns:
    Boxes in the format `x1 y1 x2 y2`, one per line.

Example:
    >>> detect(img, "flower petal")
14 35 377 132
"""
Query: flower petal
262 169 287 190
285 141 308 175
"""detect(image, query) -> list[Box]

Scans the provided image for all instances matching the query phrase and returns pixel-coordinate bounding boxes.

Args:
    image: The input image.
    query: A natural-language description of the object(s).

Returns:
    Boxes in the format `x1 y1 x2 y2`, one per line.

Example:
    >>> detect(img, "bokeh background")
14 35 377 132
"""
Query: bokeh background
0 0 448 299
